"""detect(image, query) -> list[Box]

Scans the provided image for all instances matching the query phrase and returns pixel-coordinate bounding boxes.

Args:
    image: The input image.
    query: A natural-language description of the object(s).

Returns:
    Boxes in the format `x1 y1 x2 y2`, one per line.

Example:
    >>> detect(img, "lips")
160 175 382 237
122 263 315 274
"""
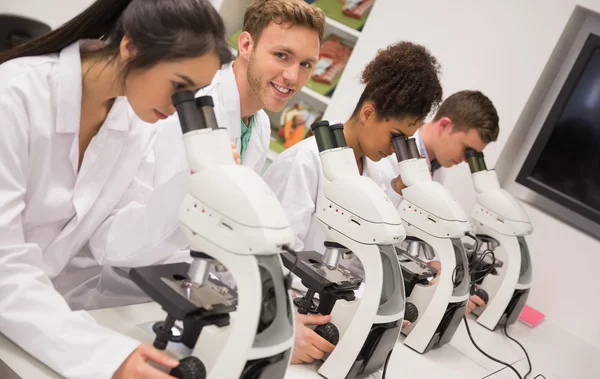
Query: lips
270 82 293 98
154 109 168 120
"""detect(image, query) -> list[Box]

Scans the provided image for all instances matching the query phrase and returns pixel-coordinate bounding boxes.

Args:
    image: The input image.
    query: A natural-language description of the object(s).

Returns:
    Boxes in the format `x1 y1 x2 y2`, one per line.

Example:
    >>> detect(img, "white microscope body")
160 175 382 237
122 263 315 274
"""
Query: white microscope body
284 121 406 379
466 150 533 331
128 92 295 379
392 135 471 354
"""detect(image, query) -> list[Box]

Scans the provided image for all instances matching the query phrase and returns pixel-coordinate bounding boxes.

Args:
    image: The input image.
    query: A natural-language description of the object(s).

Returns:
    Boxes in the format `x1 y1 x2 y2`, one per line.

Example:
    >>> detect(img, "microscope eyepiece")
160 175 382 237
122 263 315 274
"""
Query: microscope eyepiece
172 91 217 133
465 148 487 173
391 133 411 162
328 122 347 148
311 120 335 152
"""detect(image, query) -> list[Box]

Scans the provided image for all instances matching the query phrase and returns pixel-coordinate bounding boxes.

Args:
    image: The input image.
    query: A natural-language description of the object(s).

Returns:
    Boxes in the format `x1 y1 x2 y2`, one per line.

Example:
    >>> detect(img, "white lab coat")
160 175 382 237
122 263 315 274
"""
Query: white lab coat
199 62 271 173
0 41 189 378
262 137 403 254
158 62 271 173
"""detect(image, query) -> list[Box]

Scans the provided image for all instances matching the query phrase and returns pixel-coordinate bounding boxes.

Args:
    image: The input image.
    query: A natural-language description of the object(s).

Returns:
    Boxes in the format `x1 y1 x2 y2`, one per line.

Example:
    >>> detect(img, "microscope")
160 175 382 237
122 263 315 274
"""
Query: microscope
391 135 471 354
281 121 406 379
465 149 533 331
127 91 296 379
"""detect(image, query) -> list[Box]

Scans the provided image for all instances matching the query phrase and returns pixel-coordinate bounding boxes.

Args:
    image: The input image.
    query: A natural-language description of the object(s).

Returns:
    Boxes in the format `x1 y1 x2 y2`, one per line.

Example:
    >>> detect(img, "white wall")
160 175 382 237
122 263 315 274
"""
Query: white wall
325 0 600 349
0 1 94 29
0 0 231 30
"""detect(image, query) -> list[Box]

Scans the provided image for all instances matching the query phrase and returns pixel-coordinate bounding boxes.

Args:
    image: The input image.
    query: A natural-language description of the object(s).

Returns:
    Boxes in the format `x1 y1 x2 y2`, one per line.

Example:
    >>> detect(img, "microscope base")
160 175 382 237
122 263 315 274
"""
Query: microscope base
474 288 530 331
402 300 467 354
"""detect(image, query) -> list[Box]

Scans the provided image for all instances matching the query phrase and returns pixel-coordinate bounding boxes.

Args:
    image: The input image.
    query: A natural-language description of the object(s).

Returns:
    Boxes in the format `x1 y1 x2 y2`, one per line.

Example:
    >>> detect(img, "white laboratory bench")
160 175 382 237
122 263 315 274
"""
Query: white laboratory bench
0 301 598 379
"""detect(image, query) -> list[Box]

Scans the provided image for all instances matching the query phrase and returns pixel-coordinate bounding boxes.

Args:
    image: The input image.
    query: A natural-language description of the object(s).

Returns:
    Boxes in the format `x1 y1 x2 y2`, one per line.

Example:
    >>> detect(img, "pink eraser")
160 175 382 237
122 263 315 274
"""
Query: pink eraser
518 305 545 328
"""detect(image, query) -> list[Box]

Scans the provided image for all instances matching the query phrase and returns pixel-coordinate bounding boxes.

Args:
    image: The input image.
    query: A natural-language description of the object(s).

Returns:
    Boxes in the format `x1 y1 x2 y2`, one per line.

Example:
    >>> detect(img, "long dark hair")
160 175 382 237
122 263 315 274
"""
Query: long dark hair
0 0 232 77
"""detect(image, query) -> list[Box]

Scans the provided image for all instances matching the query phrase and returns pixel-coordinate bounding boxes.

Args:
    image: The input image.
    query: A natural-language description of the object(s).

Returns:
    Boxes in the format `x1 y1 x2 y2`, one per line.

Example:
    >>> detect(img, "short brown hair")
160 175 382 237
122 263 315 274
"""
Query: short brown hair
243 0 326 44
433 90 500 143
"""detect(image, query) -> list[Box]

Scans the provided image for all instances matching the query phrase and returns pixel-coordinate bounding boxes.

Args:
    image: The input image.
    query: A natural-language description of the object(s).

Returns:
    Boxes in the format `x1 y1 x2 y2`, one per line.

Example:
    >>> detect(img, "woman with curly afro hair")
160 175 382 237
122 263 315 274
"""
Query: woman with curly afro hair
262 41 443 365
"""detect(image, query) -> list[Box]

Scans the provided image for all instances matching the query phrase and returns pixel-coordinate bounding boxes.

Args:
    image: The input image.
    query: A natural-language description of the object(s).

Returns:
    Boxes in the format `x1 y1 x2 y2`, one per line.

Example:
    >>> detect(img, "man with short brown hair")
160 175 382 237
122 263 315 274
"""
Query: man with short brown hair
388 90 501 315
198 0 325 172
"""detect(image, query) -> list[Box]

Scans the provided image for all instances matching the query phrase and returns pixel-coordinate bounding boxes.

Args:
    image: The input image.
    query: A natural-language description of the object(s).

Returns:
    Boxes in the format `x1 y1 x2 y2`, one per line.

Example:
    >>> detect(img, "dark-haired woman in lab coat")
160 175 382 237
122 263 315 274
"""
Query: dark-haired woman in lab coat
0 0 235 377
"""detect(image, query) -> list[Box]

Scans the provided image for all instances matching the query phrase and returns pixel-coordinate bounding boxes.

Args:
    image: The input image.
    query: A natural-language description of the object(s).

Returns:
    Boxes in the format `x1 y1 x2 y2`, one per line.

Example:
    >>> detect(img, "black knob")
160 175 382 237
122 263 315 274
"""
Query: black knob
294 296 317 314
152 316 177 350
474 288 489 304
314 322 339 345
404 302 419 323
170 357 206 379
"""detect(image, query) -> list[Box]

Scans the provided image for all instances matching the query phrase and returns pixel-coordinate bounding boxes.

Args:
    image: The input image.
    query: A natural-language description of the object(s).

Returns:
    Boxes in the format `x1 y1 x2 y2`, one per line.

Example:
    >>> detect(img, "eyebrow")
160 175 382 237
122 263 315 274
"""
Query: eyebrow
175 73 197 87
275 46 318 64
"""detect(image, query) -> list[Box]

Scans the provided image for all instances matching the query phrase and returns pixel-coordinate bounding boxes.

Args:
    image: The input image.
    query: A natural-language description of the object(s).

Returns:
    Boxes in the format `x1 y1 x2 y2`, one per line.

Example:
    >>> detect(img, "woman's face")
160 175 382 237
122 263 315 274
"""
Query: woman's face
358 103 422 162
123 52 221 123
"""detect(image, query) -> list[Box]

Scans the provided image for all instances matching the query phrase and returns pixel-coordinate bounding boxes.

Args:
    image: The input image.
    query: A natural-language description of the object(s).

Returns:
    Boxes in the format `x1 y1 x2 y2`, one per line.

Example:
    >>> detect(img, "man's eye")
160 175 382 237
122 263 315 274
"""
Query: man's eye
275 52 287 59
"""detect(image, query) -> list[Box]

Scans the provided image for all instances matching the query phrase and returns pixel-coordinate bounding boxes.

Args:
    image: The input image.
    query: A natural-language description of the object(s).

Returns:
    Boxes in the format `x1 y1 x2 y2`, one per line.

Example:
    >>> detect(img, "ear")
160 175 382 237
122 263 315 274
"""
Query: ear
359 101 376 126
238 31 254 60
119 35 138 60
437 116 453 133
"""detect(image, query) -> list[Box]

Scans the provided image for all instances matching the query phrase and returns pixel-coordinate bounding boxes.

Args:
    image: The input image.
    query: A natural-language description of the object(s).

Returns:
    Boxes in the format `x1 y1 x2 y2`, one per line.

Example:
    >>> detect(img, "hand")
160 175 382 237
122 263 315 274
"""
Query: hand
428 260 441 284
391 175 407 195
465 294 486 315
112 344 179 379
231 142 241 164
291 314 336 364
402 320 411 328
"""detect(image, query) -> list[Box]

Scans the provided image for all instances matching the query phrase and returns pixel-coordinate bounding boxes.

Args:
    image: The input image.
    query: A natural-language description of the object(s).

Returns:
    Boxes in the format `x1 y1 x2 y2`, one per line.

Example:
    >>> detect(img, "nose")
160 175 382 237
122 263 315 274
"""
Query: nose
282 65 299 85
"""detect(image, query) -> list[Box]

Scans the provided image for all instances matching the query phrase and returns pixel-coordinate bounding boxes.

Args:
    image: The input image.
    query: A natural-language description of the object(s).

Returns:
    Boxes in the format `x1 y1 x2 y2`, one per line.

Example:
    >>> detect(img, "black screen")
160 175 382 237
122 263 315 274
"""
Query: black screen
517 33 600 227
530 48 600 210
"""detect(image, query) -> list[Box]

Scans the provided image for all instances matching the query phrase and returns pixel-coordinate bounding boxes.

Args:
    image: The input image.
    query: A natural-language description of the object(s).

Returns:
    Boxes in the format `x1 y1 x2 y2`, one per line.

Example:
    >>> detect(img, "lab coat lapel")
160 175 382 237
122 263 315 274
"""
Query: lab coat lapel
43 100 131 274
72 99 128 218
218 63 242 147
243 115 267 171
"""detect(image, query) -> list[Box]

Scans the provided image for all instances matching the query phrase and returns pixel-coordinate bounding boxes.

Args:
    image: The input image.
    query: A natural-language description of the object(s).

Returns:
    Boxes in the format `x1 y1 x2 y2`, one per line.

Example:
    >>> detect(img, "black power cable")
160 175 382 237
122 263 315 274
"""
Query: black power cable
463 316 523 379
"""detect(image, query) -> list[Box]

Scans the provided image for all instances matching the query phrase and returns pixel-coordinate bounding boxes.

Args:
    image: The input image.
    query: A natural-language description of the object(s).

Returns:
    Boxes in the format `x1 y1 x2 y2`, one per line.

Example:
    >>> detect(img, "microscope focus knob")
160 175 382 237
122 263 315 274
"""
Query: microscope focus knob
404 302 419 323
170 357 206 379
314 322 339 345
474 288 489 304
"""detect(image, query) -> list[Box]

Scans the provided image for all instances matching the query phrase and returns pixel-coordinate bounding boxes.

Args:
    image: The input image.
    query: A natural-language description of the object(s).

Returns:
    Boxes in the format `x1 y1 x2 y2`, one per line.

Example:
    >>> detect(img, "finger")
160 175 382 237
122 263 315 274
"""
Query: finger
310 332 335 353
429 260 441 273
465 301 475 315
297 352 314 363
301 314 331 326
307 344 325 361
471 295 486 307
391 177 406 194
138 345 179 368
402 320 411 328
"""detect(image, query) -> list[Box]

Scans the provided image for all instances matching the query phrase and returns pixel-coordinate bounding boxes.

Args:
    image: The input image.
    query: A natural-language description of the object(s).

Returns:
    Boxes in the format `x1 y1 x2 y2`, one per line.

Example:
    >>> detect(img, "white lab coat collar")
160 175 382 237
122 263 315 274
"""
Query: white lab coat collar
414 128 445 184
414 129 431 166
56 41 131 134
56 42 82 134
216 62 242 141
200 61 269 173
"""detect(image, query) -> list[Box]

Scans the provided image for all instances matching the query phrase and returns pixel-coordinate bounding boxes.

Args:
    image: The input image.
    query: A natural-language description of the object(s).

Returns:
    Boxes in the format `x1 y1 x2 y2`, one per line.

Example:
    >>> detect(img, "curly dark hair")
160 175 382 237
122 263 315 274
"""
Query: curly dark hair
351 41 443 122
433 90 500 143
